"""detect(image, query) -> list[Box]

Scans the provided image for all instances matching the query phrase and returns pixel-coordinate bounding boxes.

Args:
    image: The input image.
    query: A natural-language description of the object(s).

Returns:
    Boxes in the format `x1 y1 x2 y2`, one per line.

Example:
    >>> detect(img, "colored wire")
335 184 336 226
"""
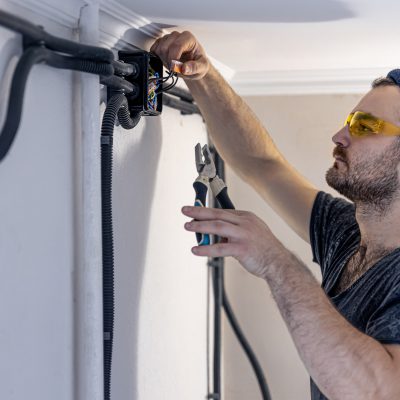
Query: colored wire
158 74 178 94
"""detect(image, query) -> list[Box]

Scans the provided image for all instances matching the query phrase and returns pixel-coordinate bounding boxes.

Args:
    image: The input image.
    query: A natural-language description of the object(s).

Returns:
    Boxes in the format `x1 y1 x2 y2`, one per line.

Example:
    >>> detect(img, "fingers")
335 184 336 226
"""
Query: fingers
184 219 242 239
150 31 209 79
151 31 181 67
182 206 242 224
181 58 208 78
191 242 240 258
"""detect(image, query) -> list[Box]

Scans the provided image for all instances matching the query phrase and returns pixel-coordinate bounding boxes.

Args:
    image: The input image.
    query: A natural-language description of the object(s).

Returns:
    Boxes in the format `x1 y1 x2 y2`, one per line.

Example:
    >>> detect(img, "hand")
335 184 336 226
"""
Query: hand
150 31 210 80
182 206 287 279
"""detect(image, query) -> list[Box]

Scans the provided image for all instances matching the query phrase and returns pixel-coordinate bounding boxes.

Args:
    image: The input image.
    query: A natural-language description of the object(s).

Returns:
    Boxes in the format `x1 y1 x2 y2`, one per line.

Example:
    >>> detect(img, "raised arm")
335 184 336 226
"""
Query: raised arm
151 31 318 243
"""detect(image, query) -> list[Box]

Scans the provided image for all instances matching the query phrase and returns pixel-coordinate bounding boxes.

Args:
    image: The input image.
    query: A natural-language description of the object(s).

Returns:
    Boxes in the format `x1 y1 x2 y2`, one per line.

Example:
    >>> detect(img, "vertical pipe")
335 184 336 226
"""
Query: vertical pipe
74 3 104 400
210 145 225 399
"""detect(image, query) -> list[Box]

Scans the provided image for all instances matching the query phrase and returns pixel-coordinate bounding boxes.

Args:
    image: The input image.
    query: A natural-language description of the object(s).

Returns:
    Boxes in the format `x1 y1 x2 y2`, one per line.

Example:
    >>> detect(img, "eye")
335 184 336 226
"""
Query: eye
359 123 374 132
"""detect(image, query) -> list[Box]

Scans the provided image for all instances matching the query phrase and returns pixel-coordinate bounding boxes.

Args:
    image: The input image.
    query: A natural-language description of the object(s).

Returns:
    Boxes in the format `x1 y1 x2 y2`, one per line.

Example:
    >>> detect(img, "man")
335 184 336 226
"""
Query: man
151 32 400 399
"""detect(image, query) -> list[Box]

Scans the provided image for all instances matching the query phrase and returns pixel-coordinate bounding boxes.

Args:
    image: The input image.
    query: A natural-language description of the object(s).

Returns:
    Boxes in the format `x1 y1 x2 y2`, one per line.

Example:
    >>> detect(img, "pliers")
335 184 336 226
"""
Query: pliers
193 143 235 246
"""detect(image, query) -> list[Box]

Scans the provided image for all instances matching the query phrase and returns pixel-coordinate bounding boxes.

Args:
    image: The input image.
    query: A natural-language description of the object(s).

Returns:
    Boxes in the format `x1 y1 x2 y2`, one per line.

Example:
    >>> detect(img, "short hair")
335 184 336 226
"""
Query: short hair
371 77 400 142
372 76 398 89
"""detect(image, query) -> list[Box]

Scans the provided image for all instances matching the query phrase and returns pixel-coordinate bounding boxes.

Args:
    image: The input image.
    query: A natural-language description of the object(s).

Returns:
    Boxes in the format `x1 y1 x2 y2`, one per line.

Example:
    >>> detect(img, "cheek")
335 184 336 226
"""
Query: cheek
348 139 378 165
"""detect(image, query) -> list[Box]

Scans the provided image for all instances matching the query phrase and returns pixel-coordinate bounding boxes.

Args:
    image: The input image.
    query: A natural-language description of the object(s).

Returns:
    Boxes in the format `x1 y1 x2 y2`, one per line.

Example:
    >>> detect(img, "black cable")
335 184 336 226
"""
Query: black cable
223 288 272 400
165 86 194 103
210 258 222 399
148 70 173 83
0 46 115 162
117 101 141 129
112 60 137 77
163 94 201 115
158 74 178 93
101 93 139 400
101 75 137 94
0 9 114 63
210 147 272 400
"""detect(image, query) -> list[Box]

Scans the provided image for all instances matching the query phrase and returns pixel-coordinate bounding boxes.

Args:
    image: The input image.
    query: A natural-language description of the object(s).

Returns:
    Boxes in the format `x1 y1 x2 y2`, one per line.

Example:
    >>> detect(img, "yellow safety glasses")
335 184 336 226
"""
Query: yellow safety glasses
344 111 400 137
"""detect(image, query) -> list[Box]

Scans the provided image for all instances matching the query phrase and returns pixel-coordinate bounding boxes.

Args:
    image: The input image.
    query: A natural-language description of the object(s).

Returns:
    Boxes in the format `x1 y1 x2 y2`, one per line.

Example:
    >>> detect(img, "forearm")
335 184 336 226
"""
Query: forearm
185 65 283 178
265 248 397 400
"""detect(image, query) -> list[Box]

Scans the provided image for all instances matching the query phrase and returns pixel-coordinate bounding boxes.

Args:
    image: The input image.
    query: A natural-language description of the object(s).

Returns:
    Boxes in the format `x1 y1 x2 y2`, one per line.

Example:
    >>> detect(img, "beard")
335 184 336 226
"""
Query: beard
325 140 400 213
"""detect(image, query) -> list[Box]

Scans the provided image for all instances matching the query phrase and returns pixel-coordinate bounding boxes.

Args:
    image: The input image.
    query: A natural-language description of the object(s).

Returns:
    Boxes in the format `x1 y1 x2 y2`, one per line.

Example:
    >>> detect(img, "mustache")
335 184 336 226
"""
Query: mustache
333 147 347 162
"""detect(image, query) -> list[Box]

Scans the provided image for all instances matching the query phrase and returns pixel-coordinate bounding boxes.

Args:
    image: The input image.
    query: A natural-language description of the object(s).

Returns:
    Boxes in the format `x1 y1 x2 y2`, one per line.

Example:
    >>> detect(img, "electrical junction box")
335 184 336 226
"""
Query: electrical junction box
118 50 163 116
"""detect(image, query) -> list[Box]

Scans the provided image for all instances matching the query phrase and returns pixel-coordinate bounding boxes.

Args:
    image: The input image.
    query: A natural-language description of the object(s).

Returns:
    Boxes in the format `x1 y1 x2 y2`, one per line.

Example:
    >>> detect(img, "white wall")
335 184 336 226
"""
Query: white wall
0 4 77 400
0 2 209 399
111 105 209 399
222 93 364 399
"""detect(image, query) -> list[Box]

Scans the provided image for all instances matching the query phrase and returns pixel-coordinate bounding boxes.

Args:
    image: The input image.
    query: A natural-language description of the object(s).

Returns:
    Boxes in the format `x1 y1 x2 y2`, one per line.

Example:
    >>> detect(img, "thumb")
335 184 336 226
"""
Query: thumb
181 58 209 79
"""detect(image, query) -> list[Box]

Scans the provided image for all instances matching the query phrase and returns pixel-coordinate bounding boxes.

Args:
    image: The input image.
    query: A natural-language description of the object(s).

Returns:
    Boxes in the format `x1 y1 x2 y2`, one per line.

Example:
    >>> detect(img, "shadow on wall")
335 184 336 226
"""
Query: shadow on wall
0 35 22 125
118 0 355 23
112 115 162 399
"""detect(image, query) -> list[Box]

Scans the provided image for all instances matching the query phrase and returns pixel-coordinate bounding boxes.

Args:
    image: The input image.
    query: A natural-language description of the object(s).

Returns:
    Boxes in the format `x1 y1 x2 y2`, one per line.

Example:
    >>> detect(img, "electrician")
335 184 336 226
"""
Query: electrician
151 32 400 400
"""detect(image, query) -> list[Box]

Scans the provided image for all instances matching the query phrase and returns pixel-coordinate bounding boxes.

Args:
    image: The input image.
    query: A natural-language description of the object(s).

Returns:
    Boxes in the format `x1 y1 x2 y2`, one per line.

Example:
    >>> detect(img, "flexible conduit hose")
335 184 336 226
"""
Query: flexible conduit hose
222 287 272 400
0 46 114 161
210 258 222 399
0 9 114 62
101 93 140 400
211 149 272 400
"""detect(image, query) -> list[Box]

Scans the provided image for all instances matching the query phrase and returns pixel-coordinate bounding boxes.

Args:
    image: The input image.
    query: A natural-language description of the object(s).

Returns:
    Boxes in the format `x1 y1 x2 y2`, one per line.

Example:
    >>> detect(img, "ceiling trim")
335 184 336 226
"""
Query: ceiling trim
231 67 393 96
4 0 386 96
99 0 166 49
4 0 82 28
97 0 236 79
99 0 165 38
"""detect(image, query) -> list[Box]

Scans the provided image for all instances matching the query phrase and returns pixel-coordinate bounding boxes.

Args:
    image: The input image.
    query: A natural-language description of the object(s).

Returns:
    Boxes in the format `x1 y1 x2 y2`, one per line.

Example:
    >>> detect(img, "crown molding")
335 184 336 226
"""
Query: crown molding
6 0 381 96
98 0 167 50
231 67 394 96
4 0 83 28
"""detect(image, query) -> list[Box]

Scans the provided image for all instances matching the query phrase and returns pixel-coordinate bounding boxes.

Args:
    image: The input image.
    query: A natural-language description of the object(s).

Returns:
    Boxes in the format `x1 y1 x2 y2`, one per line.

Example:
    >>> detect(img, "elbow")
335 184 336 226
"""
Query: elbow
326 378 400 400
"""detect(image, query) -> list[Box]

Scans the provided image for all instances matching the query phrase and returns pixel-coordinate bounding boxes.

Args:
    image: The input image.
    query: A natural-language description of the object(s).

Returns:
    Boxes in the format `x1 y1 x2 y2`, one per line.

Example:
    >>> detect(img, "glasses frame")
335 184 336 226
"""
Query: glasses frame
344 111 400 137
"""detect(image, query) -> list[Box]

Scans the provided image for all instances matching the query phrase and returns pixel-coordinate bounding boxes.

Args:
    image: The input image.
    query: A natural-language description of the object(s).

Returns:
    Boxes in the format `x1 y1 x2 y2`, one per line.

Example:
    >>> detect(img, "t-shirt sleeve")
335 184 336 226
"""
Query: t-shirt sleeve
366 287 400 344
309 191 357 276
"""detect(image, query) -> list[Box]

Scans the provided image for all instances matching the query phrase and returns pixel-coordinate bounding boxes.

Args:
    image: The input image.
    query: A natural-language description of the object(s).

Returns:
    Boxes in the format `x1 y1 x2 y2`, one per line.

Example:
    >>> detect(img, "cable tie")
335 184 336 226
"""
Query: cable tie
206 394 220 399
101 136 113 145
104 332 111 341
207 259 222 268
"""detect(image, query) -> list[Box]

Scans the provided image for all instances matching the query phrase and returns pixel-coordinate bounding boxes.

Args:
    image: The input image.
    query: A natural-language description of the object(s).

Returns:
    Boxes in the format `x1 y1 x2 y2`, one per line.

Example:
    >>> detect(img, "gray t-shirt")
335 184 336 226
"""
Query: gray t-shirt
309 191 400 400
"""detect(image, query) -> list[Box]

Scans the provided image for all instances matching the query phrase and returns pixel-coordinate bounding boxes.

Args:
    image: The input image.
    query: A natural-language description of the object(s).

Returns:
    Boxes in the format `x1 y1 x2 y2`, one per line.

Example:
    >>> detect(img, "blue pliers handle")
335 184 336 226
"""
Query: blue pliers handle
193 178 210 245
193 143 215 246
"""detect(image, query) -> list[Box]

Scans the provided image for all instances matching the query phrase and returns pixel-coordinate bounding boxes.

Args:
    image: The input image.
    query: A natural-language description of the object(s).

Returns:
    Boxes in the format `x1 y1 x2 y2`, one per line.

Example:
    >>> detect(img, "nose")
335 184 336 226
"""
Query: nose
332 125 351 148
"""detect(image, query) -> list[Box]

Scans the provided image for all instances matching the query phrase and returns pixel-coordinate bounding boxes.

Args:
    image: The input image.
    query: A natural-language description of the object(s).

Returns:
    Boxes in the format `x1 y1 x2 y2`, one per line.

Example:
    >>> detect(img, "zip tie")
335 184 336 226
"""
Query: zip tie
101 136 113 145
207 260 222 268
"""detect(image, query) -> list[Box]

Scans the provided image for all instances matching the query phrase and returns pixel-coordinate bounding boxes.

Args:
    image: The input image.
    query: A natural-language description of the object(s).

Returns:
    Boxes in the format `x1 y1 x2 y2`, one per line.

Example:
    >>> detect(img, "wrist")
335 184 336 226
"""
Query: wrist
261 242 291 281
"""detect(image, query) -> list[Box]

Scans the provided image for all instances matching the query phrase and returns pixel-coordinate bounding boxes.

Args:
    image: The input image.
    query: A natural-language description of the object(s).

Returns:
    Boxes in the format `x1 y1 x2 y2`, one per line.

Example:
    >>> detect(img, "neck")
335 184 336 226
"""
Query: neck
355 194 400 254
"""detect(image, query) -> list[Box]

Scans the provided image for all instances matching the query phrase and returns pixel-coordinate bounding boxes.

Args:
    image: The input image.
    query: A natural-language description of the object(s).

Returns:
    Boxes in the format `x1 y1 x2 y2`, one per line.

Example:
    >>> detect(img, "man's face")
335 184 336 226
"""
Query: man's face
326 85 400 210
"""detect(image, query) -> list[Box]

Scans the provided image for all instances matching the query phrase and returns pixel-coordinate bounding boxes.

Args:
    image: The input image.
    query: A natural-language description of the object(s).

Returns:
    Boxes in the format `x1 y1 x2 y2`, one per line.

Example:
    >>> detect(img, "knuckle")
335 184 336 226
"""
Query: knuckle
181 30 193 38
169 42 182 52
236 210 248 217
159 43 169 54
211 209 222 219
168 43 182 58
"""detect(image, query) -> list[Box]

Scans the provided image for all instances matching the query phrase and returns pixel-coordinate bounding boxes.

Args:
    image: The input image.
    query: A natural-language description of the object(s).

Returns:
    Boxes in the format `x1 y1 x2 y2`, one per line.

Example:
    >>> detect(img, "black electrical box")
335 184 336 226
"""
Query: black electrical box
118 50 163 116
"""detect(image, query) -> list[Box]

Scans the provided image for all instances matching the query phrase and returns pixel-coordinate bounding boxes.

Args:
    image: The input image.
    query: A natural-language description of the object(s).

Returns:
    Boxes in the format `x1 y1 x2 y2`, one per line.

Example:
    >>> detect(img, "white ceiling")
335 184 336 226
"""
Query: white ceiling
116 0 400 95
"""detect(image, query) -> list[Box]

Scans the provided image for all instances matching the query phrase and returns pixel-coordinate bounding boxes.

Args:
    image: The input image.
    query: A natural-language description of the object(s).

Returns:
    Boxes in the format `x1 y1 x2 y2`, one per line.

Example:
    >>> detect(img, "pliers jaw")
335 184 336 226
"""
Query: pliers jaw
195 143 216 180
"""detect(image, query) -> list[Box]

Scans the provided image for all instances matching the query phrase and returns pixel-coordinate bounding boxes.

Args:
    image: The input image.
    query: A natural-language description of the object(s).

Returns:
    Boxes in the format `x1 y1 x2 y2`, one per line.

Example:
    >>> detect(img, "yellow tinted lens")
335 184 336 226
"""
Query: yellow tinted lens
349 112 381 137
344 113 353 127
